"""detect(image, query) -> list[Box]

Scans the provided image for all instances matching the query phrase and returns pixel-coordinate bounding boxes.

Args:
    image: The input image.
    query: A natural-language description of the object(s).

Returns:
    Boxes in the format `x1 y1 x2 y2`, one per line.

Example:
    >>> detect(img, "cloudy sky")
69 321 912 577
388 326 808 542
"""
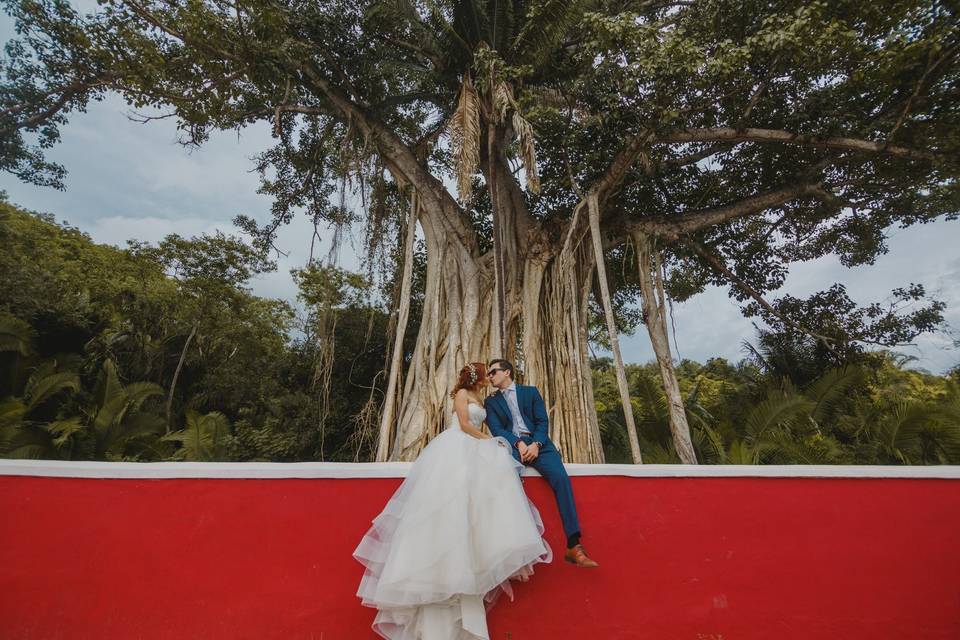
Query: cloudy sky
2 12 958 375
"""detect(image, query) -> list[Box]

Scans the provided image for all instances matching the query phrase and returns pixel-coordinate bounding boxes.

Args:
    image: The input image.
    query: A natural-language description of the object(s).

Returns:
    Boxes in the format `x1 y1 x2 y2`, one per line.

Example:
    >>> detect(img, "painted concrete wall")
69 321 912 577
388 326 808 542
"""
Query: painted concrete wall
2 462 958 639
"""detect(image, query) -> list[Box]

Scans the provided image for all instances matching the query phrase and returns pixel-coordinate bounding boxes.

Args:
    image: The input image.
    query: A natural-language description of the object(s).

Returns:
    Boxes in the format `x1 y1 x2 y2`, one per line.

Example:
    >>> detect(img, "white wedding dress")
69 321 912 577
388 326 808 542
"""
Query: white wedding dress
354 402 553 639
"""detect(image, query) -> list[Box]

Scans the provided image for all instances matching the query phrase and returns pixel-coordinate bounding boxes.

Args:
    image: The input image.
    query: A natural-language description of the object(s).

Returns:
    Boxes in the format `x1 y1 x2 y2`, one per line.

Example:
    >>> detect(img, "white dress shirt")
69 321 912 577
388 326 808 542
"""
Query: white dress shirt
503 382 531 438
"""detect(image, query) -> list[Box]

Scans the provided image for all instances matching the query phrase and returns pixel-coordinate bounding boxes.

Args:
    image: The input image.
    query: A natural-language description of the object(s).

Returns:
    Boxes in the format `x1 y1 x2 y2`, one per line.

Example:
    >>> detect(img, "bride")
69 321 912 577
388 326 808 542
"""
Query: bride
354 361 553 640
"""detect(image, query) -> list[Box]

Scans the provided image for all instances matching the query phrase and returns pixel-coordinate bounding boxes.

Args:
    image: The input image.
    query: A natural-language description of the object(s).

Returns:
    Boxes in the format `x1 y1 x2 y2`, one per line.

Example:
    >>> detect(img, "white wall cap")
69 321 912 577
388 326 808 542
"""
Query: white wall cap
1 459 959 479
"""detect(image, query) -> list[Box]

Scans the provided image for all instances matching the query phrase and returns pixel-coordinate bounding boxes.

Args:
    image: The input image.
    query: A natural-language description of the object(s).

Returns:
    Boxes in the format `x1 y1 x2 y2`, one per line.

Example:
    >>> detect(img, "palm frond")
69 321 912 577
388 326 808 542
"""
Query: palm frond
511 110 540 193
23 369 81 413
878 401 931 463
753 428 846 464
448 75 482 202
744 390 814 439
115 382 165 425
491 0 516 52
511 0 581 67
804 366 866 425
643 442 680 463
452 0 492 47
162 410 232 461
0 409 25 455
492 79 513 123
0 398 26 430
44 417 85 449
0 313 36 356
693 423 726 464
740 339 771 373
726 439 759 464
93 359 123 417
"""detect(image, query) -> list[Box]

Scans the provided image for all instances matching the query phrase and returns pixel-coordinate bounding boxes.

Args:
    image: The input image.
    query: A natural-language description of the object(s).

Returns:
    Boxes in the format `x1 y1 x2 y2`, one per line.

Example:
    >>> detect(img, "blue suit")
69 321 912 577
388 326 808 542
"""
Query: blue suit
485 384 581 539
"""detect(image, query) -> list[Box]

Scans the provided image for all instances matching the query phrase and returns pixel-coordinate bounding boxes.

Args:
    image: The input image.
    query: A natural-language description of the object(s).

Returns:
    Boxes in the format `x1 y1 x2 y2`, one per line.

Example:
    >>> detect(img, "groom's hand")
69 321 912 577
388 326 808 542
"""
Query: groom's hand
523 442 540 462
516 441 528 461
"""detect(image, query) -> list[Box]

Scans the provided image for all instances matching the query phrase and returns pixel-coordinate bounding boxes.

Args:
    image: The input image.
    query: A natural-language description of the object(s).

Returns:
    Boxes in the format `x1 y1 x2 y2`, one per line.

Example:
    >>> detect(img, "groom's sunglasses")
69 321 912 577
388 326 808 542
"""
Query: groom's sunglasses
486 369 505 377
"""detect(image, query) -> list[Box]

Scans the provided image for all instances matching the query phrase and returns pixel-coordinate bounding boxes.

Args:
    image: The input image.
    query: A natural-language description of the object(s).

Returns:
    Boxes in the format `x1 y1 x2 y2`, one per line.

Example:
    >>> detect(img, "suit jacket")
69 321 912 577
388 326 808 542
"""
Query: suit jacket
484 384 554 451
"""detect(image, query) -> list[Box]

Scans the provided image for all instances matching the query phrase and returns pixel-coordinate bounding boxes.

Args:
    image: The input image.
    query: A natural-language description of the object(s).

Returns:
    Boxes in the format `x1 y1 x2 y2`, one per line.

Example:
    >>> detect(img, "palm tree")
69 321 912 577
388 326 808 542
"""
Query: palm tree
861 385 960 464
738 369 865 464
86 359 166 460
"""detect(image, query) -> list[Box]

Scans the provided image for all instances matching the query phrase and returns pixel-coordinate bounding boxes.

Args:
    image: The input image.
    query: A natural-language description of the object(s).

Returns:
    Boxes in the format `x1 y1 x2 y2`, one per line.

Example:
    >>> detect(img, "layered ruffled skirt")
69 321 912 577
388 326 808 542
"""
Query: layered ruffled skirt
354 428 552 639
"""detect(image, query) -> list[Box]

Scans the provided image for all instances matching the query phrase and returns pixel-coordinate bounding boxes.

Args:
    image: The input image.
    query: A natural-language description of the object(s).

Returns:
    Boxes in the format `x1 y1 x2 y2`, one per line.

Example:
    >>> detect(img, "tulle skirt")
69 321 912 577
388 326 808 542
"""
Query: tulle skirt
353 428 552 639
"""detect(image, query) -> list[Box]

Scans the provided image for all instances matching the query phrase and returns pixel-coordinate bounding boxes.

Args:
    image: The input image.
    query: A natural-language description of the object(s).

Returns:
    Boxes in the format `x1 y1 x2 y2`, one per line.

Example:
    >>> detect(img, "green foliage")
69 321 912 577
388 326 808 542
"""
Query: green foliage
0 201 389 462
1 0 957 465
592 343 960 465
0 200 955 465
162 410 232 461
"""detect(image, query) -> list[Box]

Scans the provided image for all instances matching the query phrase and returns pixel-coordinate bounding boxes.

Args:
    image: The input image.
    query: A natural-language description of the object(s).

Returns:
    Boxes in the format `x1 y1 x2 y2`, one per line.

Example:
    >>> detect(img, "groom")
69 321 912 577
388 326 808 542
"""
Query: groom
485 359 599 568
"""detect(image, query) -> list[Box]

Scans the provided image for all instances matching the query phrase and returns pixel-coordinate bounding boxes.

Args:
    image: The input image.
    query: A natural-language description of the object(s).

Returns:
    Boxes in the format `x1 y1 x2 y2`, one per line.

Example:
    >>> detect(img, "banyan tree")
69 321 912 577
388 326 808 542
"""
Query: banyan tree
3 0 957 463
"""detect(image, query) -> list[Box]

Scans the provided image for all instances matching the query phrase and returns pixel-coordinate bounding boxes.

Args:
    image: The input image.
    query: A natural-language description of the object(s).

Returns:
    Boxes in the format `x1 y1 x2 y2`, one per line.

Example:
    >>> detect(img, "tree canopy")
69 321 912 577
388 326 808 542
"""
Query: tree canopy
2 0 957 462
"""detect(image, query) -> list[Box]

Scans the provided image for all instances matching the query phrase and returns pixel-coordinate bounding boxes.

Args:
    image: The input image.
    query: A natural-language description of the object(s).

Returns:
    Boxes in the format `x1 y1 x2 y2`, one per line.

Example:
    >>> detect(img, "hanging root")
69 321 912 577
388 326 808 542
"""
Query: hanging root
348 370 383 462
311 307 337 461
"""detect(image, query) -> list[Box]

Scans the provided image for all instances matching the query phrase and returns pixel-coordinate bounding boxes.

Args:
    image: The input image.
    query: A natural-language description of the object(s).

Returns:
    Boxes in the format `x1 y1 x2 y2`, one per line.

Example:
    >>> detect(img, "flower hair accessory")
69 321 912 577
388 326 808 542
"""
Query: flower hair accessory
466 364 478 385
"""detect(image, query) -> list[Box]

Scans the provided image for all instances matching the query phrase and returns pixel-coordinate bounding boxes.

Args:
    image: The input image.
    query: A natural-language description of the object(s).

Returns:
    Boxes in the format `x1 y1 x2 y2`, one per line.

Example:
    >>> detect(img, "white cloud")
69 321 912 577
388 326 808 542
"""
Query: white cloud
84 214 227 249
612 220 960 374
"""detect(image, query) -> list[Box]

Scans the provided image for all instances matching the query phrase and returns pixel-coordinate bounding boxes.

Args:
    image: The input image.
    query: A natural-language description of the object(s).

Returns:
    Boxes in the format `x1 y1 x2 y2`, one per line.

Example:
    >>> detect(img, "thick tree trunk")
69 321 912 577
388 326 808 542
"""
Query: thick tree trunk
384 190 605 463
518 220 605 463
588 193 643 463
388 208 492 460
633 231 698 464
332 96 603 462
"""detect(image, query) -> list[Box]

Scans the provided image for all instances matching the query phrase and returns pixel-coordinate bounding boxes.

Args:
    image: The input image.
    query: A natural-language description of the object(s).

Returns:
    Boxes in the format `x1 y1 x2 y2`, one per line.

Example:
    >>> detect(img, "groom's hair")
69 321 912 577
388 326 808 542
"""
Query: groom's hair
488 359 514 379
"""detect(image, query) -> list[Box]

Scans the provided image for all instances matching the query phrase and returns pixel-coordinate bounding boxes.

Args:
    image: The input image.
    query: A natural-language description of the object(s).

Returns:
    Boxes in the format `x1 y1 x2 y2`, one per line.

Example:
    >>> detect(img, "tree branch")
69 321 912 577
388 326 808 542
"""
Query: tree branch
593 129 655 201
297 61 474 245
685 236 838 352
653 127 938 161
624 181 824 240
1 73 115 136
122 0 244 63
383 36 445 71
885 40 960 145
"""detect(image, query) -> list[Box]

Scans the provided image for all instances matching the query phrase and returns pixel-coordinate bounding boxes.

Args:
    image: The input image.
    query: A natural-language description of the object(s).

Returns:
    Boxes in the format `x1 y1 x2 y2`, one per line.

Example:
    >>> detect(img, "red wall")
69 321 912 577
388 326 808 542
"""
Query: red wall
1 473 958 639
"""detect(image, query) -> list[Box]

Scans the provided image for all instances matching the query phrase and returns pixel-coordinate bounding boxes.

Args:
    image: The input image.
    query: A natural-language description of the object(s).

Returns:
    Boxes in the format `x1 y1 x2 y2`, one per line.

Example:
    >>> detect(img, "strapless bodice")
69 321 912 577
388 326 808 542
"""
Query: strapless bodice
450 401 487 430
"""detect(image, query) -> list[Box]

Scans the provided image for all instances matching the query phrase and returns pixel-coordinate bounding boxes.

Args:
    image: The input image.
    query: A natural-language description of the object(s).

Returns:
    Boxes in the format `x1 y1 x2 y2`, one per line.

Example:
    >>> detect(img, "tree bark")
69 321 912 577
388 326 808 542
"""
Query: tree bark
166 321 197 434
488 123 507 356
302 67 604 463
588 193 643 463
375 193 419 461
633 232 698 464
387 207 491 460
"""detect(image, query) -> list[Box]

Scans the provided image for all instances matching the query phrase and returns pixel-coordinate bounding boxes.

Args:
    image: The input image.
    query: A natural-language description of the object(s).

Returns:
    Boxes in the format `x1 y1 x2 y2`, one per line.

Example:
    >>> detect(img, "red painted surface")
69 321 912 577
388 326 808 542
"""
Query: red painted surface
1 474 958 639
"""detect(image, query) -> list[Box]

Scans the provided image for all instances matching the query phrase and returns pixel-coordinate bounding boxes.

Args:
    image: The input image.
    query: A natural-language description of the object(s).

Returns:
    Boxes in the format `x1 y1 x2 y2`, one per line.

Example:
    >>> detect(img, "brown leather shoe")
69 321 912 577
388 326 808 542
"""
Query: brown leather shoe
564 544 599 568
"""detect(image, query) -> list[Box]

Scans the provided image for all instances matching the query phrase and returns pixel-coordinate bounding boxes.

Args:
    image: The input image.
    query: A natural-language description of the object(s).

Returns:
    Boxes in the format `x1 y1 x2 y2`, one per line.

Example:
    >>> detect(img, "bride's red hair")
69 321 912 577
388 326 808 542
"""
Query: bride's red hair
449 362 487 399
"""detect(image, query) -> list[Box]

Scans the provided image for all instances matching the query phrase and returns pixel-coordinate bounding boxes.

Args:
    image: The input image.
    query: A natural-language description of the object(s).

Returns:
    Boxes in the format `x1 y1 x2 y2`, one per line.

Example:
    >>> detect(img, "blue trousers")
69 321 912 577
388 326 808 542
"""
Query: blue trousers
511 443 581 539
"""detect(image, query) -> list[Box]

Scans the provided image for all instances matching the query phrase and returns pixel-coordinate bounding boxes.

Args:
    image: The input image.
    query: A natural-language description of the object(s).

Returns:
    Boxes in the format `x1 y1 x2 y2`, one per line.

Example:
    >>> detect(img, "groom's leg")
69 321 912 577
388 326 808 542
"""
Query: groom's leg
530 448 581 540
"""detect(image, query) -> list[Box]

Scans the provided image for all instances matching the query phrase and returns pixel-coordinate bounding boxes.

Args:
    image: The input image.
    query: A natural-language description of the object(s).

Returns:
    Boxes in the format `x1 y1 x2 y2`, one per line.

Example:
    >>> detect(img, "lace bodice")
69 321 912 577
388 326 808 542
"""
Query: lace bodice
450 401 487 431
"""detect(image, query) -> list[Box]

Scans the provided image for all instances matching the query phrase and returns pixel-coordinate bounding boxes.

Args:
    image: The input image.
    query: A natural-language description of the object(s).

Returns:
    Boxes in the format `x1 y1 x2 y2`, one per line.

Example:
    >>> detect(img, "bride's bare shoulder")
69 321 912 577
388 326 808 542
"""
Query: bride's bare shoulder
460 390 484 406
454 388 479 404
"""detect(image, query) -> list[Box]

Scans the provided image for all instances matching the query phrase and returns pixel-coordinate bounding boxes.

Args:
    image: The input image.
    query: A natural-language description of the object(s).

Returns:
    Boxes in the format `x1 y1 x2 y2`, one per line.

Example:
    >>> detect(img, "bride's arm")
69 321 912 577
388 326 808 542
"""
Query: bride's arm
454 390 492 440
483 422 508 447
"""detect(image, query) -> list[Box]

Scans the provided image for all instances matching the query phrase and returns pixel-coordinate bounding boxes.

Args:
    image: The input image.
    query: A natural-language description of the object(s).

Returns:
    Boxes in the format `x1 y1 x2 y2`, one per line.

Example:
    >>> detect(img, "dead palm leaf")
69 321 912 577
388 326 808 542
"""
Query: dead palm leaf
512 110 540 193
448 75 482 202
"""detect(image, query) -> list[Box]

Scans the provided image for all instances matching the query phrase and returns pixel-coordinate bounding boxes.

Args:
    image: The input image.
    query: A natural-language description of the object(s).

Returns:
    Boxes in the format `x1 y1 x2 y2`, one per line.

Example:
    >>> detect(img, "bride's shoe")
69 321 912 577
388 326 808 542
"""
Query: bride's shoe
564 544 599 568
